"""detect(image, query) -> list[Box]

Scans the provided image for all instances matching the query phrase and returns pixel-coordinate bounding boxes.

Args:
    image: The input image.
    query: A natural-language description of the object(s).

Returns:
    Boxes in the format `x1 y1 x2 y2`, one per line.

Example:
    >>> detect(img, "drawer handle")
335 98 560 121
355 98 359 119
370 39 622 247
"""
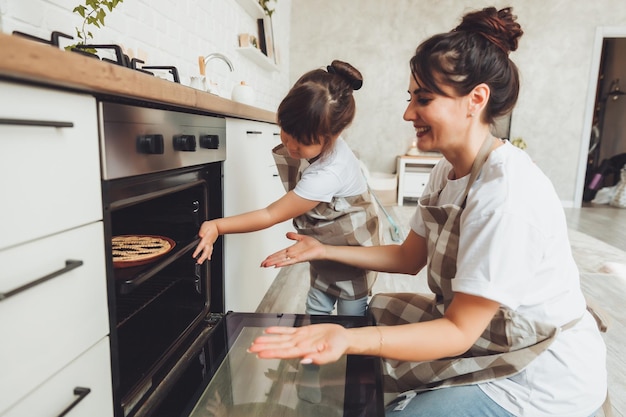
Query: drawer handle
0 259 83 302
245 130 262 135
57 387 91 417
0 118 74 128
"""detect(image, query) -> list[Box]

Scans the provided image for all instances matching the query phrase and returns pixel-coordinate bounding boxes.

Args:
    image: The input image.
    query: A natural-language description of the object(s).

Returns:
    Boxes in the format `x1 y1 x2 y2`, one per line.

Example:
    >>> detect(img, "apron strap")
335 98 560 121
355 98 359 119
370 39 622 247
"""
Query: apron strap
463 134 496 199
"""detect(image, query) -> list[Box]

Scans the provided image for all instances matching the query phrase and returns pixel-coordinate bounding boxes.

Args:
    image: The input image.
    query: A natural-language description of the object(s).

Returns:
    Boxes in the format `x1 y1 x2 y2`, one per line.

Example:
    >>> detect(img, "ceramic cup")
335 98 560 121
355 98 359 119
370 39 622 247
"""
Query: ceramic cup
189 76 208 91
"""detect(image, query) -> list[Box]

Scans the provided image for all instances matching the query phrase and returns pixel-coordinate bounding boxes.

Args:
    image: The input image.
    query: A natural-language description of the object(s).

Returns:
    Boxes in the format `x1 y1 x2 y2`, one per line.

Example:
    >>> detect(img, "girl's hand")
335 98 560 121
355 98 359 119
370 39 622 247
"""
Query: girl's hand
193 221 219 264
248 324 348 365
261 232 326 268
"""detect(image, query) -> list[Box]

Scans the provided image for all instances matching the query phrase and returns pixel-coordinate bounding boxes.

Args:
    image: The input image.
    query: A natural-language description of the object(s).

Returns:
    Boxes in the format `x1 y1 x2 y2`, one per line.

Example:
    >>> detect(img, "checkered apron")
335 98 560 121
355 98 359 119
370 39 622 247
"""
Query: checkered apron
272 144 380 300
369 137 578 394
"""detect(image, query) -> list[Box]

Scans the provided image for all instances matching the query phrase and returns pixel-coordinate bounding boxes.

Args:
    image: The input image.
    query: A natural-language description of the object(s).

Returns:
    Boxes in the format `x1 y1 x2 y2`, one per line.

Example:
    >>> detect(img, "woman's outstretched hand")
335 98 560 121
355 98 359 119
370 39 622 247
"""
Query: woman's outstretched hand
248 324 348 365
261 232 326 268
193 220 219 264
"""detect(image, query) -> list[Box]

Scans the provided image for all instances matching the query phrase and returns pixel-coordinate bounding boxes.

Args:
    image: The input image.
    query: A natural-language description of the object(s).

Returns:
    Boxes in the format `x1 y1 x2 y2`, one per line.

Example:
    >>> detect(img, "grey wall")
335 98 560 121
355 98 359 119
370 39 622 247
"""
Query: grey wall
289 0 626 205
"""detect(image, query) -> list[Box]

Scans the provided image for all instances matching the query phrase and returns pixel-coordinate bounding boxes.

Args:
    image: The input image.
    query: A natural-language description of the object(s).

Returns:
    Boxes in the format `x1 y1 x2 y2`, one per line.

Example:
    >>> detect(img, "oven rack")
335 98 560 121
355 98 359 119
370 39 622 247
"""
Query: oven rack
115 275 179 328
115 239 201 295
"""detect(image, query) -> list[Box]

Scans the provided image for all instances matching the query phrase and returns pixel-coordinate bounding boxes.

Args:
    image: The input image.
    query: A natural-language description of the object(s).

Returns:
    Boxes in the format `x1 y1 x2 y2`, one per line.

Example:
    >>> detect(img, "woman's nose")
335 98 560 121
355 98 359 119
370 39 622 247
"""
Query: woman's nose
403 104 415 122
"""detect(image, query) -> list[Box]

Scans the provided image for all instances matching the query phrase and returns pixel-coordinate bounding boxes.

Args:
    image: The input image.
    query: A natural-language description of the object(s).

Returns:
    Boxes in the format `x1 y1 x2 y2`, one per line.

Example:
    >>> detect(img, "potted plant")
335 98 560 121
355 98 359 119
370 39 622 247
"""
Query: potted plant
66 0 124 53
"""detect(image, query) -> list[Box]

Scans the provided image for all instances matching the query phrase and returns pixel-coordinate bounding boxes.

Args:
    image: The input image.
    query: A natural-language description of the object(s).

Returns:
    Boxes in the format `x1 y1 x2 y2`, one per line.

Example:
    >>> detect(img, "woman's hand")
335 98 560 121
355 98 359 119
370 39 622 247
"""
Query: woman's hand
248 324 348 365
261 232 326 268
193 220 219 264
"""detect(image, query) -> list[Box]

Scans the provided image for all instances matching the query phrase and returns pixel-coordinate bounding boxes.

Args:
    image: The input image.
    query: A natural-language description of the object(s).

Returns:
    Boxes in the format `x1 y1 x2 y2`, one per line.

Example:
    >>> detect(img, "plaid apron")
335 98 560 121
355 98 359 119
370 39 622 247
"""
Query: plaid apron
272 144 380 300
369 137 579 394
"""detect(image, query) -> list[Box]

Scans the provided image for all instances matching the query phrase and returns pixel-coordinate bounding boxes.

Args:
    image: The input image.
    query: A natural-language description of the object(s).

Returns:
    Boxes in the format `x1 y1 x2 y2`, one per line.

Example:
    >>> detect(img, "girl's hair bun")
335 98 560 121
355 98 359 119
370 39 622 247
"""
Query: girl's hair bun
327 60 363 90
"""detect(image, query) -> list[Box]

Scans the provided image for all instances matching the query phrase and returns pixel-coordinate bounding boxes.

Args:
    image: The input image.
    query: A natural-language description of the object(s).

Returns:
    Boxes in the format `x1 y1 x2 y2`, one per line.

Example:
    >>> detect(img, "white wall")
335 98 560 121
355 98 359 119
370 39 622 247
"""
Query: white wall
289 0 626 206
0 0 292 112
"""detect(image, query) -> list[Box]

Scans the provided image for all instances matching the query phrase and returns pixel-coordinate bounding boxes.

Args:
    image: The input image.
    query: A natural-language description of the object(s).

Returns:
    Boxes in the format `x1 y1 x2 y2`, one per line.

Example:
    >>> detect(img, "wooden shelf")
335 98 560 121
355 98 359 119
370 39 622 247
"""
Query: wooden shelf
236 46 278 71
234 0 265 19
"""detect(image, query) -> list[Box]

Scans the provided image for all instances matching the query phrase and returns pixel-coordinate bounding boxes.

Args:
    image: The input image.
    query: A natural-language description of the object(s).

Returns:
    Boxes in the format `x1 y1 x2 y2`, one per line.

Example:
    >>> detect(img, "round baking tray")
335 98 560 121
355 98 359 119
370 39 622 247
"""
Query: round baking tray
112 235 176 269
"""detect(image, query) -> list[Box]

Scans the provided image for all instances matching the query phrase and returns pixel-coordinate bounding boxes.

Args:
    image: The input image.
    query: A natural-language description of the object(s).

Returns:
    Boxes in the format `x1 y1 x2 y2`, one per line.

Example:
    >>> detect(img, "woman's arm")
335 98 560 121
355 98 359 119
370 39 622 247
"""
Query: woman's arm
262 229 428 275
248 292 500 364
193 191 319 263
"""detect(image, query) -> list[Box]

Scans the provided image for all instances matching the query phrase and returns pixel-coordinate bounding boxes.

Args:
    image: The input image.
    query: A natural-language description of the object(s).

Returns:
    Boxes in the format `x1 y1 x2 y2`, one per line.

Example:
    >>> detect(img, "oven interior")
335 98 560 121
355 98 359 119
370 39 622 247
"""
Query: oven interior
103 165 225 417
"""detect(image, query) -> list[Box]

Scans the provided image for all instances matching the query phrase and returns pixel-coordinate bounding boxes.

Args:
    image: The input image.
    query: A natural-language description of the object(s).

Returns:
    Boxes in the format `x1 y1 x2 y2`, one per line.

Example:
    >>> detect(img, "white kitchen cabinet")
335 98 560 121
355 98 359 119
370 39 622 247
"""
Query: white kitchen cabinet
0 81 111 416
2 338 113 417
0 222 109 414
0 81 102 251
224 118 294 311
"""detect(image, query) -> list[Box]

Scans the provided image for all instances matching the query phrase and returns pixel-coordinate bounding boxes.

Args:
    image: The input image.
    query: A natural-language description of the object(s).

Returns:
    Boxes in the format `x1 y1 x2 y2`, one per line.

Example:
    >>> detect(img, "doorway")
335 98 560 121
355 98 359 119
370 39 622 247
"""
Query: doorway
576 27 626 206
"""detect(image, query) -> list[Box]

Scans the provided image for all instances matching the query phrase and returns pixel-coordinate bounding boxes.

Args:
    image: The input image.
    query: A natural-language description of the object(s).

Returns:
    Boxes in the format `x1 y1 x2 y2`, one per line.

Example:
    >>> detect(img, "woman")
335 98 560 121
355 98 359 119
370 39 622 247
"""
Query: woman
193 60 379 316
249 7 607 417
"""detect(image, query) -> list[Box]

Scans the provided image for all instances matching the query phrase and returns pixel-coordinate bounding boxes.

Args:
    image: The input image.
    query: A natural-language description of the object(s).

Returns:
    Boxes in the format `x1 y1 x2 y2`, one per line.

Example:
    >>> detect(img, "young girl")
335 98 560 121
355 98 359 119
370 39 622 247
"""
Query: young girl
193 60 380 316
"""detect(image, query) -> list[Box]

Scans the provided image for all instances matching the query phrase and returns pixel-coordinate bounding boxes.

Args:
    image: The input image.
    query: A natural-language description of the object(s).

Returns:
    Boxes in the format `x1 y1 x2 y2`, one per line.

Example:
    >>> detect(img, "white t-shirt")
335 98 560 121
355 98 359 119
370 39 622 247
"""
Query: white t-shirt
294 137 367 202
410 141 607 417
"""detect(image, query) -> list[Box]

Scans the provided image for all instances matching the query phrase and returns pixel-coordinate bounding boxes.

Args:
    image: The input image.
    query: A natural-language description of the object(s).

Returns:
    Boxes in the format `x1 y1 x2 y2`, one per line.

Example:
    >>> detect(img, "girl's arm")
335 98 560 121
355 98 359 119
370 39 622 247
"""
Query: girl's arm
193 191 319 263
249 292 500 364
262 229 428 276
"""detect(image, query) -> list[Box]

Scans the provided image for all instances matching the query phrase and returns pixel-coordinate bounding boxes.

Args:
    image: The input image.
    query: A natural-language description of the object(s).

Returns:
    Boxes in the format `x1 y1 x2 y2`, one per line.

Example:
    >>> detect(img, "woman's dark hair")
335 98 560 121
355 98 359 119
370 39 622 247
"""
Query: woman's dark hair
410 7 523 124
277 60 363 155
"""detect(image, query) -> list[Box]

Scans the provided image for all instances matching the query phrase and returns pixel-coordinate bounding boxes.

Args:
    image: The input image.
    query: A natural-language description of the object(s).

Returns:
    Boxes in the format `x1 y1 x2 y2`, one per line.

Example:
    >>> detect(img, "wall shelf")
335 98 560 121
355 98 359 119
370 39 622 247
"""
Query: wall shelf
236 46 278 72
234 0 265 19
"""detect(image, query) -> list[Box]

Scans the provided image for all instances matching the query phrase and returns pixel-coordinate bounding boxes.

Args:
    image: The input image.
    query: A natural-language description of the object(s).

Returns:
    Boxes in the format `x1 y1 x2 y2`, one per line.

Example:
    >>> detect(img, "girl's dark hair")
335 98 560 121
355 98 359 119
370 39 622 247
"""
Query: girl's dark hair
277 60 363 155
410 7 523 124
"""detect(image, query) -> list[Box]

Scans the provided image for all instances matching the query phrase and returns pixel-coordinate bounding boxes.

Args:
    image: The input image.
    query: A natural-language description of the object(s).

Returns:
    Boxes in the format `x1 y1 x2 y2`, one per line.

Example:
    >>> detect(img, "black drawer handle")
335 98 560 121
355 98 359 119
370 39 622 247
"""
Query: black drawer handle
0 259 83 302
57 387 91 417
245 130 262 135
0 118 74 128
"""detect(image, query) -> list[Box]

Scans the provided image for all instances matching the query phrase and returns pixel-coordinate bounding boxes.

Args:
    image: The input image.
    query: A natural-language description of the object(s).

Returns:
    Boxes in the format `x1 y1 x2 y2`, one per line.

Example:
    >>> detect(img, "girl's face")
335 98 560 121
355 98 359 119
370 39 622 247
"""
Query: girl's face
403 74 470 154
280 131 324 160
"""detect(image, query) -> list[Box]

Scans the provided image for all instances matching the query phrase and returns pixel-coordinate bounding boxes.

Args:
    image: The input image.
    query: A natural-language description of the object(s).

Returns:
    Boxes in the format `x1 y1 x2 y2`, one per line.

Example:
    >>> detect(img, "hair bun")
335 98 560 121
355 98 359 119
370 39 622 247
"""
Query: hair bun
327 60 363 90
455 7 523 54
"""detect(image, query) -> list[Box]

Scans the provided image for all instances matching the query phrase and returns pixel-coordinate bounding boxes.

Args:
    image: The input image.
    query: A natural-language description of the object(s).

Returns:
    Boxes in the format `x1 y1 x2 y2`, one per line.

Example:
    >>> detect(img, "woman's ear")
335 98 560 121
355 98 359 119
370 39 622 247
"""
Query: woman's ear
468 83 490 116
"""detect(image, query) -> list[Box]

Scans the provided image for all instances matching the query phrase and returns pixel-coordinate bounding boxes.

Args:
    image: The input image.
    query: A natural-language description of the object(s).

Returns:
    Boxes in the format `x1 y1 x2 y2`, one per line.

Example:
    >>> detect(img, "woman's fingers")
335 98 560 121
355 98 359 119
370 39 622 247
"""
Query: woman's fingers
248 324 344 365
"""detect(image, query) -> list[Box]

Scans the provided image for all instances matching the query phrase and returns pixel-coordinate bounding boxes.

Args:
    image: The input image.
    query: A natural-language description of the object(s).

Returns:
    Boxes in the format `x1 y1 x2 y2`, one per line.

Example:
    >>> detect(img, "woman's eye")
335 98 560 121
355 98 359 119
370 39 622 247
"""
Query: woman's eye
417 97 432 105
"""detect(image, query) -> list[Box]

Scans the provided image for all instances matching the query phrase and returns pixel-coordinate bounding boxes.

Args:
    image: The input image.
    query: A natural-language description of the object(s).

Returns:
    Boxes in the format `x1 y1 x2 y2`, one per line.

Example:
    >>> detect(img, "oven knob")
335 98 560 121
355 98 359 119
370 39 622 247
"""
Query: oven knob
173 134 197 151
136 134 164 154
199 134 220 149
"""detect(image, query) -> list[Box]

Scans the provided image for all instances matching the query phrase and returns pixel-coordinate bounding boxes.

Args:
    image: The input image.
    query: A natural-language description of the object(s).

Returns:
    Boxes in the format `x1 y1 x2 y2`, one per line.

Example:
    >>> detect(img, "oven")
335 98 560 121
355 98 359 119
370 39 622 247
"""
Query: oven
99 101 384 417
100 101 227 417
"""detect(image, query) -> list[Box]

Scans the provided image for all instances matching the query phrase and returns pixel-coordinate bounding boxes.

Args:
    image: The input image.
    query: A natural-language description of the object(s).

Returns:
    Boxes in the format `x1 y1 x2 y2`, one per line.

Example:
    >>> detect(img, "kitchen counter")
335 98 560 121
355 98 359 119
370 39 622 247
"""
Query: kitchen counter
0 32 276 123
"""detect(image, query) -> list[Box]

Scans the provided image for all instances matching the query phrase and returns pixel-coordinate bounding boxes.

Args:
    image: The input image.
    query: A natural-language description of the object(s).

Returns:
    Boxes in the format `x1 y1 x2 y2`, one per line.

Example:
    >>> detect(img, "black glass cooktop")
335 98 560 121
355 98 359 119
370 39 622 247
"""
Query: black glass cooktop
183 312 384 417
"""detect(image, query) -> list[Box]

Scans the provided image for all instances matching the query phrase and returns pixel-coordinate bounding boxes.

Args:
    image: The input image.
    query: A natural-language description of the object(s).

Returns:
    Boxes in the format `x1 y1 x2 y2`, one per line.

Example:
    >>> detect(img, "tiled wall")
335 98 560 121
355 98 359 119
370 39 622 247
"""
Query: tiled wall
0 0 291 112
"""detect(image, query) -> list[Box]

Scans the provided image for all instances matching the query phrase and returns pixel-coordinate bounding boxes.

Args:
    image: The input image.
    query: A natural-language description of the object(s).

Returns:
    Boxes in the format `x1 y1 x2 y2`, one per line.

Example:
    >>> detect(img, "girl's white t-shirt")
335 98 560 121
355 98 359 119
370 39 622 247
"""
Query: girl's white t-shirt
410 141 607 417
293 137 367 202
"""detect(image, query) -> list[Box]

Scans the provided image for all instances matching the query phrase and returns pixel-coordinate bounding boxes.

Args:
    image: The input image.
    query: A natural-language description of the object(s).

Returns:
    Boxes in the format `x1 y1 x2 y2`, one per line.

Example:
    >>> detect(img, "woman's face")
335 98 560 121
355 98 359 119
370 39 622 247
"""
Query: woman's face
280 131 324 160
403 74 470 153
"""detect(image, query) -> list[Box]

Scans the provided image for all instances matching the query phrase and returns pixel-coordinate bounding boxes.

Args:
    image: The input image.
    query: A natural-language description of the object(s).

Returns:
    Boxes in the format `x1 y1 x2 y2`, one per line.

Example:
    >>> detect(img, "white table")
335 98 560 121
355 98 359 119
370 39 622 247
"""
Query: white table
396 154 442 206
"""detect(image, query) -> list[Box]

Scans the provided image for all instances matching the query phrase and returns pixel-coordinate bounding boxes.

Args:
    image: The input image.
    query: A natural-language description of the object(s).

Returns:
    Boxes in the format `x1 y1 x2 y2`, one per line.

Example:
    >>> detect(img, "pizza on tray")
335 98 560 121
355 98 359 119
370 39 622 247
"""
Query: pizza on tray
112 235 176 268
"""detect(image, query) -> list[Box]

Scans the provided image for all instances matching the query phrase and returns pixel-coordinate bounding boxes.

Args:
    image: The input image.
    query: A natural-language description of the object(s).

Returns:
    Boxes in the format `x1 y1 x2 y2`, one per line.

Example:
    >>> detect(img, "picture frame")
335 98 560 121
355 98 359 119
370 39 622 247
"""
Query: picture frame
257 17 276 63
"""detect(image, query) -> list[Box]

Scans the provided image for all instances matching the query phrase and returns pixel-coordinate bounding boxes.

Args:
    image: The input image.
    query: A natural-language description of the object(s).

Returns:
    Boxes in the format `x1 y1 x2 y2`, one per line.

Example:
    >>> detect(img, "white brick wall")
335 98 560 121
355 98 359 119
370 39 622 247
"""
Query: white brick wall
0 0 290 111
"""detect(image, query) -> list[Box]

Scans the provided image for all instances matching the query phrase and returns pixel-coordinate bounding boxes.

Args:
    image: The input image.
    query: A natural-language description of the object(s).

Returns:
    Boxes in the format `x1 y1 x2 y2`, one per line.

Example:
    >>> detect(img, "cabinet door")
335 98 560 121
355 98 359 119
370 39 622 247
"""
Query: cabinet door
0 81 102 250
224 118 294 312
3 338 114 417
0 223 109 414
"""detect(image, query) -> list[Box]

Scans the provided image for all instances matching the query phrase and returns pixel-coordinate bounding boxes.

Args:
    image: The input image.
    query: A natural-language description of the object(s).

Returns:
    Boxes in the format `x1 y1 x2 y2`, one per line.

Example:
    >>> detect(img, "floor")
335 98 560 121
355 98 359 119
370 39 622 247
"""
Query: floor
257 203 626 416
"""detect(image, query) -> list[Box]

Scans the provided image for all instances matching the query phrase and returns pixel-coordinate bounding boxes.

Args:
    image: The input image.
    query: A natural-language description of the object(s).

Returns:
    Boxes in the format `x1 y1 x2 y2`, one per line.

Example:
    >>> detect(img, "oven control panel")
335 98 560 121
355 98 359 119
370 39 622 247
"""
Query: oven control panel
99 101 226 180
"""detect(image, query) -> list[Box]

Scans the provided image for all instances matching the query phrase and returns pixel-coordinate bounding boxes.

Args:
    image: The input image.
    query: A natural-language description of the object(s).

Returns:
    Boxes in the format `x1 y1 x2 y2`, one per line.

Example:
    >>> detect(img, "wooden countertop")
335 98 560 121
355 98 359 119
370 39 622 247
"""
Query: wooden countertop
0 32 276 123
